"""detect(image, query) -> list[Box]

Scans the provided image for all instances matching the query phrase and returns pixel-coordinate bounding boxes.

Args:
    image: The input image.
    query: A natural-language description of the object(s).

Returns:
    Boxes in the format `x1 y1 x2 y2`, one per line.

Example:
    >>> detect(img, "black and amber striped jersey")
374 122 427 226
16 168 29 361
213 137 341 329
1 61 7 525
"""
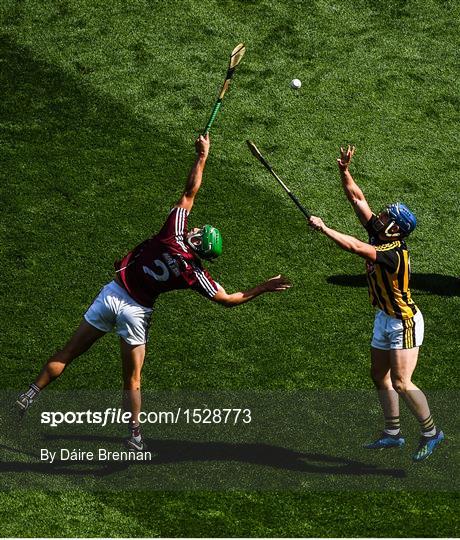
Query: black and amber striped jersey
364 215 418 320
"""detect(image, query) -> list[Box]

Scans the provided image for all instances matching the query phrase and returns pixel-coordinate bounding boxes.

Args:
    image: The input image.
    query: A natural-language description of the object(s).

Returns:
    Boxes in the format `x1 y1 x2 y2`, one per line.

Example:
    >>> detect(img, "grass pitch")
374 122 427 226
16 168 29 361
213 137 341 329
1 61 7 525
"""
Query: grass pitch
0 0 459 537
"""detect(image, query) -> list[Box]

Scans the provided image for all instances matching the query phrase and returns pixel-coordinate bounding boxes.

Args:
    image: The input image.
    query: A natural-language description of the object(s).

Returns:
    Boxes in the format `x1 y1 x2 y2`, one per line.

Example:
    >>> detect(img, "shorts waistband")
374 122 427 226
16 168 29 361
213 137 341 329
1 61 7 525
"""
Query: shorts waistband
107 280 153 311
376 309 421 321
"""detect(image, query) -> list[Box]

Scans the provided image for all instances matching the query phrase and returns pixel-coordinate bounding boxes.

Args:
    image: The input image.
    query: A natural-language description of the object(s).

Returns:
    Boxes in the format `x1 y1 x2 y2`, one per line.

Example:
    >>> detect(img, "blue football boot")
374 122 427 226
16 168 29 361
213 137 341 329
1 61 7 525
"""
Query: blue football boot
412 430 445 462
364 432 405 449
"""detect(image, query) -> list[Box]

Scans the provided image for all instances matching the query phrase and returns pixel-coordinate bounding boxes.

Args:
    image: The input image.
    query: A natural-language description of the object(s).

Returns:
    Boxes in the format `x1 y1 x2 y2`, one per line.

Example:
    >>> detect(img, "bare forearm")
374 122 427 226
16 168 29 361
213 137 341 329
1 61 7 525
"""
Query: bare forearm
340 169 365 203
309 215 376 260
223 283 268 307
213 275 290 307
322 226 364 253
184 155 207 197
339 167 373 225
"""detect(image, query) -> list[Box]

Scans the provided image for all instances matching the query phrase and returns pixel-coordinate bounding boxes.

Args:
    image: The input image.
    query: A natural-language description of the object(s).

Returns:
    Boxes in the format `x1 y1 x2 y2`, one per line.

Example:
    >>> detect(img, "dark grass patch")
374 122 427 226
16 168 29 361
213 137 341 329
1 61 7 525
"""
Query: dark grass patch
0 0 459 536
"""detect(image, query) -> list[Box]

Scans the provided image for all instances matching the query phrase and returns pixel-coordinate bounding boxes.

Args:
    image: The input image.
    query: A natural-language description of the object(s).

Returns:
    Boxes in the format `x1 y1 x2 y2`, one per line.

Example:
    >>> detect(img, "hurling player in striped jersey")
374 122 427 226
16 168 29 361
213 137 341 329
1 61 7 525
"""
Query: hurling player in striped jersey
308 146 443 462
16 134 291 451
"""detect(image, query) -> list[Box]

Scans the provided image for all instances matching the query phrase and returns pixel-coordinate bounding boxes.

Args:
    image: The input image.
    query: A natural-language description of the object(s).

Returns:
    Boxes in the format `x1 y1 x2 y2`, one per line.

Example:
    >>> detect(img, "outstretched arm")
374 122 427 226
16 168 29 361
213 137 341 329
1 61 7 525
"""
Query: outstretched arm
212 275 291 307
308 216 377 261
176 134 210 212
337 145 373 226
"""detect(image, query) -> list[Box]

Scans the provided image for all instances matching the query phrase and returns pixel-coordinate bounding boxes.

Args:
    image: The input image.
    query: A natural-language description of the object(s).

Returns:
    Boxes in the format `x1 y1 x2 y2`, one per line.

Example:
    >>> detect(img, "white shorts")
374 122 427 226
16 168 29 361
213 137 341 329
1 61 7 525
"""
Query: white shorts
84 281 153 346
371 309 424 350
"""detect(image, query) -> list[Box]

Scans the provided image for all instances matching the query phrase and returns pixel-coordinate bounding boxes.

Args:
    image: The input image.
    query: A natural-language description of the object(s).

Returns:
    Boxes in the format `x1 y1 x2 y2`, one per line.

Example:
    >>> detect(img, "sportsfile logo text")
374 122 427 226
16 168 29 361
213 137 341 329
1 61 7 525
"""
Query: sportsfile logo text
41 408 252 427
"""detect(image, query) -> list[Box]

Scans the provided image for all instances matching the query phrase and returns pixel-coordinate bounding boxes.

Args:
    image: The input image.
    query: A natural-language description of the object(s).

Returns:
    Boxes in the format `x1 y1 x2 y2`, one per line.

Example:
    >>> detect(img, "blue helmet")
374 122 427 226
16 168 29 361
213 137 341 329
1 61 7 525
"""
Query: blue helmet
386 203 417 237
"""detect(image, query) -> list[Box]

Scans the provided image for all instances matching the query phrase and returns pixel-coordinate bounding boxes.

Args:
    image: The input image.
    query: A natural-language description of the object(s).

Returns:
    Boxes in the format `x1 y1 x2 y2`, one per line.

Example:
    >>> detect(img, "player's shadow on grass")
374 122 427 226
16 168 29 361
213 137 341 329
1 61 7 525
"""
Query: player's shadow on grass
0 34 296 259
0 435 405 481
327 273 460 297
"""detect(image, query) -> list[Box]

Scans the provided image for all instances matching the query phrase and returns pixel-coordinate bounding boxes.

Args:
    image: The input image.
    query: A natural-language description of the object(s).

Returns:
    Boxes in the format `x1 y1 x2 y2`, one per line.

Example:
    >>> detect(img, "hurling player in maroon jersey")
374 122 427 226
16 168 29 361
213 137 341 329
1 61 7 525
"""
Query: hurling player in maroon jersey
16 134 291 451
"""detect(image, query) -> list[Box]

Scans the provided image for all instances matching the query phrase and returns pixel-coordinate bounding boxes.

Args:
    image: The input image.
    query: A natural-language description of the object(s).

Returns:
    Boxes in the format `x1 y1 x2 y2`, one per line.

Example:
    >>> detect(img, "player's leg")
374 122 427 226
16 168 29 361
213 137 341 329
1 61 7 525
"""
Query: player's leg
390 346 444 461
114 287 153 451
120 339 146 451
16 320 106 410
16 282 117 410
371 347 400 428
390 347 428 418
365 311 404 449
36 321 106 388
365 347 405 449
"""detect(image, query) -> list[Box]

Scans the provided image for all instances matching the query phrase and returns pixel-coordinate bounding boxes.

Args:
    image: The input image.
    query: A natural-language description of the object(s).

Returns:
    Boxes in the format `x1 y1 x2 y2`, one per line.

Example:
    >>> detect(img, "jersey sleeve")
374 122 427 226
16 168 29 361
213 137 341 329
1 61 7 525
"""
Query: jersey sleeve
190 266 219 299
365 214 380 240
375 245 399 273
155 207 189 243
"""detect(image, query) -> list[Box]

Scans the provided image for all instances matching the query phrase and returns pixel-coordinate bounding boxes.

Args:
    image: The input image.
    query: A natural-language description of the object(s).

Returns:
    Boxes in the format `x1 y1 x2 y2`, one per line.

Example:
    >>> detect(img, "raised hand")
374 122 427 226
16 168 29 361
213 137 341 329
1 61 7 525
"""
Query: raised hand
195 133 210 159
337 145 355 171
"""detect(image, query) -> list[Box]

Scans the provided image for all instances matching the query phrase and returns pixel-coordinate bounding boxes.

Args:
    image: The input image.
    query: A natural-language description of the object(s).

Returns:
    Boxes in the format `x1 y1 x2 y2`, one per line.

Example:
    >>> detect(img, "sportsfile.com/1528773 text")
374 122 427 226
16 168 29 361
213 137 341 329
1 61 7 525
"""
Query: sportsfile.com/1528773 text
40 408 252 427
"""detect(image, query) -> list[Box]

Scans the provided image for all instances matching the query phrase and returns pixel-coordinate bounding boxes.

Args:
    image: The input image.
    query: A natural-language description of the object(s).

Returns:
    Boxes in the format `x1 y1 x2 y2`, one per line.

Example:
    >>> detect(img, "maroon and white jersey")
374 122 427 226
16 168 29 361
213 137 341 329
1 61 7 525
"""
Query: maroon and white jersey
114 207 219 307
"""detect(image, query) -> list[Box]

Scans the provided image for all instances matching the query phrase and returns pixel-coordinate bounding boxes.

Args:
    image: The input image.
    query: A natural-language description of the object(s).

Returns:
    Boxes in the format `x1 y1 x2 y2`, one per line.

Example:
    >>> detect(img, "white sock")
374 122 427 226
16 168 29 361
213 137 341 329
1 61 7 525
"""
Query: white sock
384 428 401 436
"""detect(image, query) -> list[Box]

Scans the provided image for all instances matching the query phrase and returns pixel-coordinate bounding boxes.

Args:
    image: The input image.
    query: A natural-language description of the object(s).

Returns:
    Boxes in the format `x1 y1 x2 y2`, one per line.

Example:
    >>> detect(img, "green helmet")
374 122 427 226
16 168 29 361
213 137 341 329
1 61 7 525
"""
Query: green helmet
187 224 222 260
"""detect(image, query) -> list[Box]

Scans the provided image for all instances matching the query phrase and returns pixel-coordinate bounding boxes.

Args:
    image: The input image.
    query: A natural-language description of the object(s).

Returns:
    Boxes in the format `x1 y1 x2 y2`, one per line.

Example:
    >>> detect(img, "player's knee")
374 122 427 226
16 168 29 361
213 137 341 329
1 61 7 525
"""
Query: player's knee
44 358 67 380
391 378 410 394
123 374 141 389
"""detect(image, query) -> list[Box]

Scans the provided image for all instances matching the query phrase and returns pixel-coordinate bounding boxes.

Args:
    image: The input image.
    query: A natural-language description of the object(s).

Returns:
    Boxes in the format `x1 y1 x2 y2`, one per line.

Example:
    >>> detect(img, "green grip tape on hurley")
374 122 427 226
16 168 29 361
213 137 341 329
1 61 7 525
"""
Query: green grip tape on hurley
203 100 222 135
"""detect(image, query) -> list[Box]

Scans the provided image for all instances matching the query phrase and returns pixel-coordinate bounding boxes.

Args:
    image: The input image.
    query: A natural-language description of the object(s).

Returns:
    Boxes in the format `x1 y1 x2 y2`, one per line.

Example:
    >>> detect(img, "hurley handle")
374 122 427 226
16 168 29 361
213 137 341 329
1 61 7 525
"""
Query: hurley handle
288 192 311 219
203 101 222 135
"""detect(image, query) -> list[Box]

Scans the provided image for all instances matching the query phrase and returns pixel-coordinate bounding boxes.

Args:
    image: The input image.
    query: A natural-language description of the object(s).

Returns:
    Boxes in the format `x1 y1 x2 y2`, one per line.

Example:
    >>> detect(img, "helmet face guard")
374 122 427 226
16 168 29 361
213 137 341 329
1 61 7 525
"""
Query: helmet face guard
375 203 417 239
187 225 222 260
374 212 401 239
